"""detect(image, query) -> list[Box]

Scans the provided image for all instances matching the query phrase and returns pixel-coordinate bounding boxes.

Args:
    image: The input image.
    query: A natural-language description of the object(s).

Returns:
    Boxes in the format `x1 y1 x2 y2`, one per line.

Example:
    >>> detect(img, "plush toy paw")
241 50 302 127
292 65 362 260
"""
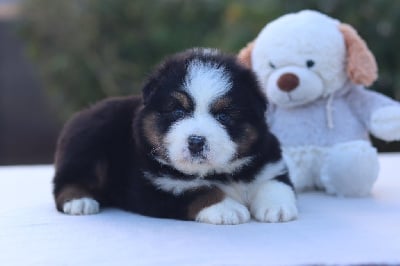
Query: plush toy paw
320 141 379 197
370 106 400 141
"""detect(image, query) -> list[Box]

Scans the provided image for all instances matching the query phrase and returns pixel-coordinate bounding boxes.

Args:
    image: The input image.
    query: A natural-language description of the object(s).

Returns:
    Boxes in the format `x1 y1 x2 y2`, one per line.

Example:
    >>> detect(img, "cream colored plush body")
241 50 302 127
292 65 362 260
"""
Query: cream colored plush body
239 10 400 196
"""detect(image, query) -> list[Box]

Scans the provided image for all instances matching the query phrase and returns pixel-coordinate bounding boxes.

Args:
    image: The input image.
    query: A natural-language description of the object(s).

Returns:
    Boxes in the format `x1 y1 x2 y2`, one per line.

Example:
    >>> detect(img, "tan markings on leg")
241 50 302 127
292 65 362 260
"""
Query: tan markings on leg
55 185 93 212
237 124 258 156
187 187 225 220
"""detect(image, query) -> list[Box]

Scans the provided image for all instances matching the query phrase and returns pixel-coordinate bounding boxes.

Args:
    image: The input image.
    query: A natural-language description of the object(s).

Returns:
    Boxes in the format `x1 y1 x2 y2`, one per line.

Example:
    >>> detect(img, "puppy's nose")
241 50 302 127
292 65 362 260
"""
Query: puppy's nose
188 135 206 155
277 73 299 92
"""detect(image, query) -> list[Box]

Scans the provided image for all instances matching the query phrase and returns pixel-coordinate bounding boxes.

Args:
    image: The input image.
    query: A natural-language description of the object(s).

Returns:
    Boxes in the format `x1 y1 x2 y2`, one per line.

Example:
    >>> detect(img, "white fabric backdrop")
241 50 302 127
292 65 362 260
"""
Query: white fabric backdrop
1 154 400 265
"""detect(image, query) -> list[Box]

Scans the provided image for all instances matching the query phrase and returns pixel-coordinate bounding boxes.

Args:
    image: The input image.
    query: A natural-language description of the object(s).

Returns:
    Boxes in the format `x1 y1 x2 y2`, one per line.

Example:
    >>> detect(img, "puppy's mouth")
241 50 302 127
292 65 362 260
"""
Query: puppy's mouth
162 132 239 176
178 135 211 164
170 144 223 177
182 146 210 165
153 146 211 167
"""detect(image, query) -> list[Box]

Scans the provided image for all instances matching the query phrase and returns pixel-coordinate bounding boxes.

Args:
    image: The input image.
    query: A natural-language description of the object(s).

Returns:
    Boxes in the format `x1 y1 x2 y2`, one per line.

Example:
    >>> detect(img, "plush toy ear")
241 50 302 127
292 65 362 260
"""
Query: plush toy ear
339 23 378 86
237 41 255 68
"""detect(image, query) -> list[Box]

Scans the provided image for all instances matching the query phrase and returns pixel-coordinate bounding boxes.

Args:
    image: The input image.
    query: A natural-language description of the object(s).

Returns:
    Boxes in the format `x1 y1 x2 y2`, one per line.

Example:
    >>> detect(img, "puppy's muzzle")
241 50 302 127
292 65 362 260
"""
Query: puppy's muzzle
188 135 206 157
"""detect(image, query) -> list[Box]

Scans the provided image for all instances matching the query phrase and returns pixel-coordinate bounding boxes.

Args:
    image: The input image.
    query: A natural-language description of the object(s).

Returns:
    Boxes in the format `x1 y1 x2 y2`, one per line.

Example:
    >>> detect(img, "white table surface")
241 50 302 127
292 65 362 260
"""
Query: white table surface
1 154 400 266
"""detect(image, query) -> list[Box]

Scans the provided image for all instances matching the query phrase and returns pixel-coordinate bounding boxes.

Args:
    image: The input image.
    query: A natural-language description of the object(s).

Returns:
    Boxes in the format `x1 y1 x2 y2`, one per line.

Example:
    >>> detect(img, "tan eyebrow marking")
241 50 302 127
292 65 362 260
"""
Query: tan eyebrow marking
171 91 191 109
211 97 232 112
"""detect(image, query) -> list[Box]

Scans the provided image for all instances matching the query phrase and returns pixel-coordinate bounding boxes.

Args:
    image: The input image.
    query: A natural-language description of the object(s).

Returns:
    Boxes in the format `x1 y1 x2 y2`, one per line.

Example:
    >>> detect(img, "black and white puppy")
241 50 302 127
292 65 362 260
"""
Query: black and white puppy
53 48 298 224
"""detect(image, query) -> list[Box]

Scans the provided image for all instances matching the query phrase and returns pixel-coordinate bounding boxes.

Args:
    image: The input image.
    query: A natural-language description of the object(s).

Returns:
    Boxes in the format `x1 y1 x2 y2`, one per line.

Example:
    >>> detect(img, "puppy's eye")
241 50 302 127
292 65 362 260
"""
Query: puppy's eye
269 62 276 69
306 60 315 68
215 112 232 125
170 108 186 120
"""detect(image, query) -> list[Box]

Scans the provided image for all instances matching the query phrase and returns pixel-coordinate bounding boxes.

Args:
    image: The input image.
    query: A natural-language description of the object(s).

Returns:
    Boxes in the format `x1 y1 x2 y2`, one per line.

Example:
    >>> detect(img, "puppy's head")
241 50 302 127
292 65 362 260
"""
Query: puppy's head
139 48 267 177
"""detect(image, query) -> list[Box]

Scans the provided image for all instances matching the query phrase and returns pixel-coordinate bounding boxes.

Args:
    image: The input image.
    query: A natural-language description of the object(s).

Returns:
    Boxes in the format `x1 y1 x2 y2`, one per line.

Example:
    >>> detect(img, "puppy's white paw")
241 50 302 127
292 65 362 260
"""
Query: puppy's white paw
195 198 250 225
253 201 298 223
251 180 298 223
63 197 100 215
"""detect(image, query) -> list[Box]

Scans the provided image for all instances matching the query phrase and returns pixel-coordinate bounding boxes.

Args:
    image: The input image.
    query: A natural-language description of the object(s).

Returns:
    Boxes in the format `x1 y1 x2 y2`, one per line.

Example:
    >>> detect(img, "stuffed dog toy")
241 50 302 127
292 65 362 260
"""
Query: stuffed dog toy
238 10 400 197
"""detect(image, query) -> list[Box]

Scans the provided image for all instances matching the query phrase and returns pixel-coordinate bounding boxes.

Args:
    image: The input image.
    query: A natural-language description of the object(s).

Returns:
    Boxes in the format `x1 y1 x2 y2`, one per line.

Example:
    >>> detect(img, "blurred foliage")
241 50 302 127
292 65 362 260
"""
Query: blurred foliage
19 0 400 118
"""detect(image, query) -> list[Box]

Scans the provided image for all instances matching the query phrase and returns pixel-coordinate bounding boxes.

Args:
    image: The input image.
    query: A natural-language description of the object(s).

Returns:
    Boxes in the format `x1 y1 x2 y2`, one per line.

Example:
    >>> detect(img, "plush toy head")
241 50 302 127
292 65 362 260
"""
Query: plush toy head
238 10 378 108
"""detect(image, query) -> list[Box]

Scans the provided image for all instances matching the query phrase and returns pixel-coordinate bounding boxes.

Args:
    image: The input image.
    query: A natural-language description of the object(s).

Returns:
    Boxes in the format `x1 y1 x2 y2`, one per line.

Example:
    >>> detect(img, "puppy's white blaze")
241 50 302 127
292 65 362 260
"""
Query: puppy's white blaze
144 172 211 196
184 60 232 113
163 60 238 176
216 159 288 206
195 197 250 225
63 197 100 215
250 180 298 223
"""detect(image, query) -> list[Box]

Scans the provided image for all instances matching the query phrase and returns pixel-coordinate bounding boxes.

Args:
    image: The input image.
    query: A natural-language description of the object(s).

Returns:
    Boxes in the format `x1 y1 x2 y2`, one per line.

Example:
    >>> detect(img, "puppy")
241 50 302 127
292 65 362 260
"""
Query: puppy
53 48 298 224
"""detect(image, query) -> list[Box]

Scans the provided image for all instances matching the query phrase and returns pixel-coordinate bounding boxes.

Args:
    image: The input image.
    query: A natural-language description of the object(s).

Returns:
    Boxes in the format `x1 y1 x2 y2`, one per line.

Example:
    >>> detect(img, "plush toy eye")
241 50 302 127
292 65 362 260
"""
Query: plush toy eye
268 62 276 69
306 60 315 68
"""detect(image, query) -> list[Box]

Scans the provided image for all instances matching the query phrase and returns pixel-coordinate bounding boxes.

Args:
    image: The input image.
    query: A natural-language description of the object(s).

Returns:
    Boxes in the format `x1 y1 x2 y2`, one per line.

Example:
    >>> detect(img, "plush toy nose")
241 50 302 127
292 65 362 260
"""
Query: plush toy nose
277 73 299 92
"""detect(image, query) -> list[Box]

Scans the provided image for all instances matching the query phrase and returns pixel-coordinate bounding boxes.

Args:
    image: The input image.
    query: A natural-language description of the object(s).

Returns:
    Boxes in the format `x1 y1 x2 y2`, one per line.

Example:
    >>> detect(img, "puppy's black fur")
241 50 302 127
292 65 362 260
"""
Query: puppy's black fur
53 49 292 221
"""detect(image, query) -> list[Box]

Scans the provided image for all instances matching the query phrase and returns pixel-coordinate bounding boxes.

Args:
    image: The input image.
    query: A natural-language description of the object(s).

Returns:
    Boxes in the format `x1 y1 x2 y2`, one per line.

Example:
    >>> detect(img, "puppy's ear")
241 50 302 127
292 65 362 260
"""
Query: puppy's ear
237 41 255 69
141 77 158 106
339 23 378 86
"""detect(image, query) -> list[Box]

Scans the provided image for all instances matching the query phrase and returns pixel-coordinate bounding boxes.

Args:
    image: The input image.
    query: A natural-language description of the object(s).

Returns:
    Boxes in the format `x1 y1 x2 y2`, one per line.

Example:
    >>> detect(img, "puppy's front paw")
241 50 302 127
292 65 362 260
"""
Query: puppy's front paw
252 200 298 223
251 181 298 223
63 197 100 215
195 198 250 225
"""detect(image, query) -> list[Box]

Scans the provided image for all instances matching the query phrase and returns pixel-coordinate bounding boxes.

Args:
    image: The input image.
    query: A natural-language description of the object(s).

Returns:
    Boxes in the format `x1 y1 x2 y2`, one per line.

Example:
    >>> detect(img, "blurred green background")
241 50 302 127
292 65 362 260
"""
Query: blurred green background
1 0 400 164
